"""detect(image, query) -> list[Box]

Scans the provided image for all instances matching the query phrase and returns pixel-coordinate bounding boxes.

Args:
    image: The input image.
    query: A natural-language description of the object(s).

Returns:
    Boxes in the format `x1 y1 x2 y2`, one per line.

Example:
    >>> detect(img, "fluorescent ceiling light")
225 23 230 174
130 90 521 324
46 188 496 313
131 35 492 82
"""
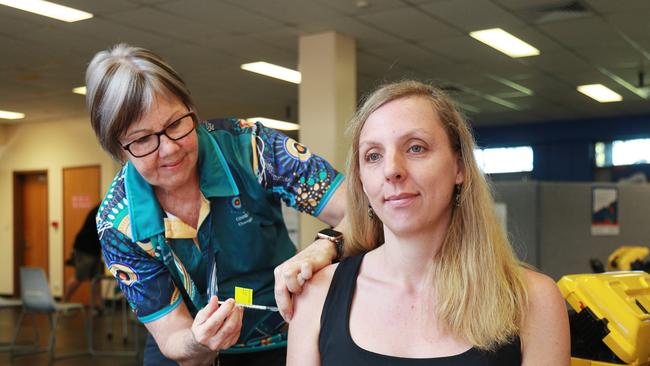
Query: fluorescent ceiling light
247 117 299 131
0 0 93 22
470 28 540 58
0 110 25 120
72 86 86 95
241 62 301 84
577 84 623 103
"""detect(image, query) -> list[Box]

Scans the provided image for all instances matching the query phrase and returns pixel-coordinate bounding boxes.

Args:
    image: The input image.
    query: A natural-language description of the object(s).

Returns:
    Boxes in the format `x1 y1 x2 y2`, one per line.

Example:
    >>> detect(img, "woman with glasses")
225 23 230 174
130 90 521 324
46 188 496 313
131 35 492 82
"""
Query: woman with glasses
86 43 346 366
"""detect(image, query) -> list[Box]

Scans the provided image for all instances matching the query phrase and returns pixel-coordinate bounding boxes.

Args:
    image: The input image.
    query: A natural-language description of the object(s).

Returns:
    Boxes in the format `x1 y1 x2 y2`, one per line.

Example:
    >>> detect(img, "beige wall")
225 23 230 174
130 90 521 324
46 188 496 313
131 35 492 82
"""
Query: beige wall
0 117 119 296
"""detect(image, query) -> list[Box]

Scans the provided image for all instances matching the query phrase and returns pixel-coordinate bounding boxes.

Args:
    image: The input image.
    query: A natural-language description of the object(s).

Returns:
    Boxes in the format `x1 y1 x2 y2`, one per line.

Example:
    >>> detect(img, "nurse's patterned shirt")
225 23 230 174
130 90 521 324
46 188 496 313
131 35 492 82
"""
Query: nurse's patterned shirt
97 118 343 350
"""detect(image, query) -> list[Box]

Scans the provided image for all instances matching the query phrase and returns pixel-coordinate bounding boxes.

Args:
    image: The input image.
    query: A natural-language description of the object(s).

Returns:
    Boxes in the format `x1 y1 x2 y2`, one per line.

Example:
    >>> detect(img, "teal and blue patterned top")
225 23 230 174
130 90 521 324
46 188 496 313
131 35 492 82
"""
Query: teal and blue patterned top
97 118 343 352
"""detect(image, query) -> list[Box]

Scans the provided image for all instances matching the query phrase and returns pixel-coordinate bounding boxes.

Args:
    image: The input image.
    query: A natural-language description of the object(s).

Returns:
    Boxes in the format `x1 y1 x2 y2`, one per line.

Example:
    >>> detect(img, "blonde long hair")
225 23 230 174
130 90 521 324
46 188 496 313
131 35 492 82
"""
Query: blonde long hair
344 80 528 350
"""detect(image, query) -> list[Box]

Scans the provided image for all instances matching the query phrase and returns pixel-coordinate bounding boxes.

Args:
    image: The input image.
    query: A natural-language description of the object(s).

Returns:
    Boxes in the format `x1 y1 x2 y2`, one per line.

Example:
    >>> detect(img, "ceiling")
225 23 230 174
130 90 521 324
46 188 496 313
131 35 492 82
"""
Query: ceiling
0 0 649 128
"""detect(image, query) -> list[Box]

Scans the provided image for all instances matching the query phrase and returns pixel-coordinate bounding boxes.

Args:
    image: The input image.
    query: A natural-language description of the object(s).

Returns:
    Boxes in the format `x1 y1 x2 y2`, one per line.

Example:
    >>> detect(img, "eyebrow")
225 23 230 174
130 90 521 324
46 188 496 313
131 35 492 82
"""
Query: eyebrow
124 110 187 139
359 128 434 147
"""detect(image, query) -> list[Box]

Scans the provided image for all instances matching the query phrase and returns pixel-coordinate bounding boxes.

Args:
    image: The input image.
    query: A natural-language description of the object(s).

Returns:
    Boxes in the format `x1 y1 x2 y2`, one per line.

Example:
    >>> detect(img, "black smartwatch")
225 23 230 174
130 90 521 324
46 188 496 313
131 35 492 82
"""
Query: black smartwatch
316 228 344 263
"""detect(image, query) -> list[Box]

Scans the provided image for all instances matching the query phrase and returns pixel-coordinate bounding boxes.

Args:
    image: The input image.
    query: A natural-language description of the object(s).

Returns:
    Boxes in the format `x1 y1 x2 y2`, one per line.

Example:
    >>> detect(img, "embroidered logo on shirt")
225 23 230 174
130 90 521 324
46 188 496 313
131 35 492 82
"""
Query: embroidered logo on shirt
230 197 242 209
230 196 253 226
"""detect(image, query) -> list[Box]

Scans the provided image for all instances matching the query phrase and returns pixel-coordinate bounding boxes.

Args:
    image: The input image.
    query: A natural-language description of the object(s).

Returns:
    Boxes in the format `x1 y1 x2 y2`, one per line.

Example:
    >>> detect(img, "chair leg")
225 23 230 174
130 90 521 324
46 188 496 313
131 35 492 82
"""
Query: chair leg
121 296 128 344
31 312 40 348
47 313 58 365
10 309 25 359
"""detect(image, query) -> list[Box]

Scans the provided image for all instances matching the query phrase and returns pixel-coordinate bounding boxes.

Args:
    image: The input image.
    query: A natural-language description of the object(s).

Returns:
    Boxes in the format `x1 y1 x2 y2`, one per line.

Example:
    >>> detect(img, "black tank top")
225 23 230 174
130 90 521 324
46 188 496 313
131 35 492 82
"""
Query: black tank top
319 254 522 365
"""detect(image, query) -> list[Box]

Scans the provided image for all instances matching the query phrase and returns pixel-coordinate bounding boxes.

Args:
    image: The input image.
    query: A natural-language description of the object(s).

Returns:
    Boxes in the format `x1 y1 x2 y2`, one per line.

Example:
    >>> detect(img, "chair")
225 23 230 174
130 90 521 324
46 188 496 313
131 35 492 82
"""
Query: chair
0 297 24 351
87 275 140 358
10 267 89 364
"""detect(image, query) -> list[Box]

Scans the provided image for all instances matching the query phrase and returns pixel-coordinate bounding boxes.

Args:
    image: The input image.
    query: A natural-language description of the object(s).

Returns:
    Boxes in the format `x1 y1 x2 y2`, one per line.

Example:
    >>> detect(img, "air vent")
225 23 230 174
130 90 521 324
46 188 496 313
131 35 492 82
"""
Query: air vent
534 0 592 24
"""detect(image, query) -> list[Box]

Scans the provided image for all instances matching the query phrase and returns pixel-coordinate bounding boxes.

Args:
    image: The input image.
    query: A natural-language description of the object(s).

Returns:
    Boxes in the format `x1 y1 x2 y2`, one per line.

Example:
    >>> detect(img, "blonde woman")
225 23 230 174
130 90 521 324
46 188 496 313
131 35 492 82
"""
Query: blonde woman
287 80 570 365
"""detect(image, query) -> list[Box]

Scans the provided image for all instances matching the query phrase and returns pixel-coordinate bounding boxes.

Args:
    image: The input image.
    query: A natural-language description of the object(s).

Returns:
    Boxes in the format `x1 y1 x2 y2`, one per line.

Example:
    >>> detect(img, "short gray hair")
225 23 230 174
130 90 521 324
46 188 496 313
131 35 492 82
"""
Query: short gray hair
85 43 195 161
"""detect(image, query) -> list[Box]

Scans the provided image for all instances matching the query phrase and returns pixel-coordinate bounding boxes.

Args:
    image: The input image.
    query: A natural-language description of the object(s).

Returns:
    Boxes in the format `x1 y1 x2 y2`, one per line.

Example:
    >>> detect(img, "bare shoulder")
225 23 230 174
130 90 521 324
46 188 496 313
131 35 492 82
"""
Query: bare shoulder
287 263 339 366
523 268 564 305
294 263 338 313
520 268 571 366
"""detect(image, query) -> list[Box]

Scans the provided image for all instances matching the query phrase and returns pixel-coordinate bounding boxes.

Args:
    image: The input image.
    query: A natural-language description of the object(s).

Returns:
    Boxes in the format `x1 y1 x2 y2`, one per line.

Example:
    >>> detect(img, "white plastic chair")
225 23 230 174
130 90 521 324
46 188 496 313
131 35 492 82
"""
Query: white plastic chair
10 267 88 364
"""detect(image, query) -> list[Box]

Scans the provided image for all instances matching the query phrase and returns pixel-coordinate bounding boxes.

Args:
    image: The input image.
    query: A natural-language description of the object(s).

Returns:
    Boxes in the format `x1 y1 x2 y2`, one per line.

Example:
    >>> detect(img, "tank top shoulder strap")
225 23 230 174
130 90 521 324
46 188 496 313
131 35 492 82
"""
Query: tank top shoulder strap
318 253 365 358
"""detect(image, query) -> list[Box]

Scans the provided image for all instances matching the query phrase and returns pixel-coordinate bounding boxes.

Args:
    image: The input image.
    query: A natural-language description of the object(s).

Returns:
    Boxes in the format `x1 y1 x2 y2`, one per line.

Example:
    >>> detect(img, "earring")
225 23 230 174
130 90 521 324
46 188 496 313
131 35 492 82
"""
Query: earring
368 205 376 219
454 184 462 207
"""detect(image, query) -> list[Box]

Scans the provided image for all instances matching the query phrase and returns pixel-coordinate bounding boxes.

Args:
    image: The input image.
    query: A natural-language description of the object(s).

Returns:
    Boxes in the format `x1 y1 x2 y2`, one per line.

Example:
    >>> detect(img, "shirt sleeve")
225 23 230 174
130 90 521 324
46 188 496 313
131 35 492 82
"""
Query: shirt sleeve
254 122 344 217
100 227 182 323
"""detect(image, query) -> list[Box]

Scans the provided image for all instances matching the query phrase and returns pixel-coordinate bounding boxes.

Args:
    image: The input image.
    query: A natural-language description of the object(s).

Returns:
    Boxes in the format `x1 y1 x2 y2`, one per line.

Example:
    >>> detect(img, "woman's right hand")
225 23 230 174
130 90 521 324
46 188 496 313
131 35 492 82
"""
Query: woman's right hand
191 297 243 352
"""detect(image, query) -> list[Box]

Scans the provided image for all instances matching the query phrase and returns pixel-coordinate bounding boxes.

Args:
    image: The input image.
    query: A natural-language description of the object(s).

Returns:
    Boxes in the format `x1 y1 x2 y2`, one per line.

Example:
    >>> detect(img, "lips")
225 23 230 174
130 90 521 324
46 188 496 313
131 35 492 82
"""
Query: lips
384 192 419 207
160 157 183 169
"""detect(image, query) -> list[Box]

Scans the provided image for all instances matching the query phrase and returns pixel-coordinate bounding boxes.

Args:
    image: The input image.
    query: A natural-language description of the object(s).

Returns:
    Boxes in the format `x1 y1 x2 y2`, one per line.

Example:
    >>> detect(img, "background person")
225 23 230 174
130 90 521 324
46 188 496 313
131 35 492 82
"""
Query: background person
86 43 345 366
287 80 570 365
63 203 104 313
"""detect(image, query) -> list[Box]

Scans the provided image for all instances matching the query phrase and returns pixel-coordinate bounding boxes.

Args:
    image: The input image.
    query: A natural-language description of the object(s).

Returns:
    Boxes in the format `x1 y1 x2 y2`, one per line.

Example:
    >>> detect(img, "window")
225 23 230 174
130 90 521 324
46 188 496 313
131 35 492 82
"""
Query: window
595 139 650 167
474 146 534 174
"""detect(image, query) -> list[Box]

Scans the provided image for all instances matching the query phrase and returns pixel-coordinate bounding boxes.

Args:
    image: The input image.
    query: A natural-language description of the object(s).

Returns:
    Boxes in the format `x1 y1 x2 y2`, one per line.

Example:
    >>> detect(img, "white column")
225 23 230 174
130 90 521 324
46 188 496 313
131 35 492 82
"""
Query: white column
298 31 356 249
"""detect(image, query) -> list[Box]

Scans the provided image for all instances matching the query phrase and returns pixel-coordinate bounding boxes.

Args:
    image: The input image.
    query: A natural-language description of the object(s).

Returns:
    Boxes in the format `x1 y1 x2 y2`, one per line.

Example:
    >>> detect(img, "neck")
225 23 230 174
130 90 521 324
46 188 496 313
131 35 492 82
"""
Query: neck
154 171 200 208
376 215 452 289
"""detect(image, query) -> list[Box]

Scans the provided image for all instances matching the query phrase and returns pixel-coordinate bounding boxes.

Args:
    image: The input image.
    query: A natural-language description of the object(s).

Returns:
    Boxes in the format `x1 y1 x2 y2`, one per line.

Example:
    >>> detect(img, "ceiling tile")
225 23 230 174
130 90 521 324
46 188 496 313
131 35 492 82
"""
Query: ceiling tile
419 0 526 32
585 0 650 14
365 43 454 73
358 7 462 42
104 7 222 43
64 18 173 50
537 16 627 48
316 0 407 16
56 0 139 15
158 0 284 35
222 0 341 24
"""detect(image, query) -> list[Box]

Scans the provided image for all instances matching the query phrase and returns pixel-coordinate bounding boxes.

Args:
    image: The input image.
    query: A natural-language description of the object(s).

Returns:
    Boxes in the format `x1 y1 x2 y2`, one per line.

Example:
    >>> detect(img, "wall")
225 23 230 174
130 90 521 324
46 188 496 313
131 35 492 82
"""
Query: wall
493 181 539 267
475 114 650 182
0 117 119 296
494 181 650 280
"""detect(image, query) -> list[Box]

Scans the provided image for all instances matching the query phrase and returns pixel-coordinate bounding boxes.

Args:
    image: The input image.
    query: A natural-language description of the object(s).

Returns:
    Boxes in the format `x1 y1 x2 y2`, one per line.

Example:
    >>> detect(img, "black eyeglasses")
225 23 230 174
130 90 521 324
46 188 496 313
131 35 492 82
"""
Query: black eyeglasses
122 111 197 158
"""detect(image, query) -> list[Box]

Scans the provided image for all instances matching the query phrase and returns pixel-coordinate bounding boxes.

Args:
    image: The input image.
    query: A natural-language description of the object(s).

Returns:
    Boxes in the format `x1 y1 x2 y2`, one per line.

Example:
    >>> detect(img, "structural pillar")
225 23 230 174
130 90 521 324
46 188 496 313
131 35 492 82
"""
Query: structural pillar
298 31 356 249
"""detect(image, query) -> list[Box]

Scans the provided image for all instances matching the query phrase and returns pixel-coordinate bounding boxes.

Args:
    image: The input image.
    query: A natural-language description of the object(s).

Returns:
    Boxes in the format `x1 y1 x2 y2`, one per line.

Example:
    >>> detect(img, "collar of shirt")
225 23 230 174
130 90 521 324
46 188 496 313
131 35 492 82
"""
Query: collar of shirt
124 125 240 242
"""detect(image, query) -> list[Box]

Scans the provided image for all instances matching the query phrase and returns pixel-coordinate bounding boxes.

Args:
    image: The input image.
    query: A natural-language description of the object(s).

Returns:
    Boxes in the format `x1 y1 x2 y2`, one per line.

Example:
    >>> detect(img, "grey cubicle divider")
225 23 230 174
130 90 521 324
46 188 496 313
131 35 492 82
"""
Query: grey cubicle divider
493 181 540 269
493 181 650 280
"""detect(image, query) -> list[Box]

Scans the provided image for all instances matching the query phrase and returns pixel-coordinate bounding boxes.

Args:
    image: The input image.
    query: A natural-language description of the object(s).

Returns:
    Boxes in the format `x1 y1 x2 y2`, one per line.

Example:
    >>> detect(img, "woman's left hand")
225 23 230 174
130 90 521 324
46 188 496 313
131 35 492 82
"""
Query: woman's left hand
274 238 337 322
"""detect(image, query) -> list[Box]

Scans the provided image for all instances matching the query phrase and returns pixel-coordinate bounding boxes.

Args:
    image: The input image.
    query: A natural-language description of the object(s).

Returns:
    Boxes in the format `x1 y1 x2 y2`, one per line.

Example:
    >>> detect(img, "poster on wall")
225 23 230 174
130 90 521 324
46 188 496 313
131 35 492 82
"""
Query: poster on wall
591 187 619 236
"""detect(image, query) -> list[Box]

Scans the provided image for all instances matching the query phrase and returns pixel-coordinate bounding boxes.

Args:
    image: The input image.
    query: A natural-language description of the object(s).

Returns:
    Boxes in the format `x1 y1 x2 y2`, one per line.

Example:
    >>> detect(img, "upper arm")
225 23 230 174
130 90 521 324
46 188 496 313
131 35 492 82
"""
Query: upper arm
287 264 337 366
100 228 181 323
520 269 571 366
254 122 345 220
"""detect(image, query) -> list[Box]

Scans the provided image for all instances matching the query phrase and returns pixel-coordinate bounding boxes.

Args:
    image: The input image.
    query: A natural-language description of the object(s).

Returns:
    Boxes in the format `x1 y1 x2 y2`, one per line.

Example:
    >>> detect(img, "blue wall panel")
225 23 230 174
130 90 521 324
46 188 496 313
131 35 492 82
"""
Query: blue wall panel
474 114 650 181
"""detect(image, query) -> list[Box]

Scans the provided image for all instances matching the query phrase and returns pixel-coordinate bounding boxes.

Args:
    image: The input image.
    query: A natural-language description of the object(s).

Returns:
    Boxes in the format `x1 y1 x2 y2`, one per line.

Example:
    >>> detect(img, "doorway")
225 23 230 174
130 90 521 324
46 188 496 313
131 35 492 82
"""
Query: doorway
63 165 101 305
13 171 49 296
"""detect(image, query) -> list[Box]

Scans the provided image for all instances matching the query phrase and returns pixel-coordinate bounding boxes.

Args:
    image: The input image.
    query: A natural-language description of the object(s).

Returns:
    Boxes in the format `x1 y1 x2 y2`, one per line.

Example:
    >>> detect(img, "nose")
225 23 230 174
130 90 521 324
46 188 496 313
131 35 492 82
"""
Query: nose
383 150 406 183
158 134 181 156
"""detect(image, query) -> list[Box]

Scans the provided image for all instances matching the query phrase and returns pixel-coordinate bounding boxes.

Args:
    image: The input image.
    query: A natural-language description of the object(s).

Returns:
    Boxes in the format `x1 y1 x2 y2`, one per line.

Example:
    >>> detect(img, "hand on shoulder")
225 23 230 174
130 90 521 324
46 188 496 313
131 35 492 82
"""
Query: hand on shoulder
293 262 339 313
287 262 339 366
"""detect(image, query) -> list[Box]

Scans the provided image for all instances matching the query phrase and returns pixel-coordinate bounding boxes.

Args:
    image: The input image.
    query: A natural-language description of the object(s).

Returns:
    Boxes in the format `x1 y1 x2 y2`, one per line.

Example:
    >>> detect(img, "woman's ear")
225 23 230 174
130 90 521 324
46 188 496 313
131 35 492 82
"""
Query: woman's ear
455 156 465 185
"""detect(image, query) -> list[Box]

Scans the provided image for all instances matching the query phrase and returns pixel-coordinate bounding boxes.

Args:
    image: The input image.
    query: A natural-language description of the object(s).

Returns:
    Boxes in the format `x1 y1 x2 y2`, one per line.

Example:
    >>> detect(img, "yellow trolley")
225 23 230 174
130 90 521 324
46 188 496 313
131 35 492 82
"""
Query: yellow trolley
558 271 650 366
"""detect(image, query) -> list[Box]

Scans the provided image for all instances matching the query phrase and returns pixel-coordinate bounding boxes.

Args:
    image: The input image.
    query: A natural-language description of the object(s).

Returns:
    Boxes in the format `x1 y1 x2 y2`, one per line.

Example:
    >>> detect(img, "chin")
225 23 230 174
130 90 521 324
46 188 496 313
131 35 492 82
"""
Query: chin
383 220 426 236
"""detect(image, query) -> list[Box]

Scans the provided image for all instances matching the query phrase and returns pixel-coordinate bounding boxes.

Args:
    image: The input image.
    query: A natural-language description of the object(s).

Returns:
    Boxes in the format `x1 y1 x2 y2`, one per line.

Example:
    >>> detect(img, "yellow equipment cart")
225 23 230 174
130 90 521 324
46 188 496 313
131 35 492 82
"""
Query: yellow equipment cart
608 246 650 271
558 271 650 366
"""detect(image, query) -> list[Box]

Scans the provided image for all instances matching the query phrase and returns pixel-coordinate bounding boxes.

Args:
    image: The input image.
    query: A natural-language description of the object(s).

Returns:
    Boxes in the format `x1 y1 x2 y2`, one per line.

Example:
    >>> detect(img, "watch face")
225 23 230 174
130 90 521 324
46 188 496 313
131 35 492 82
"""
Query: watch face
319 228 342 239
